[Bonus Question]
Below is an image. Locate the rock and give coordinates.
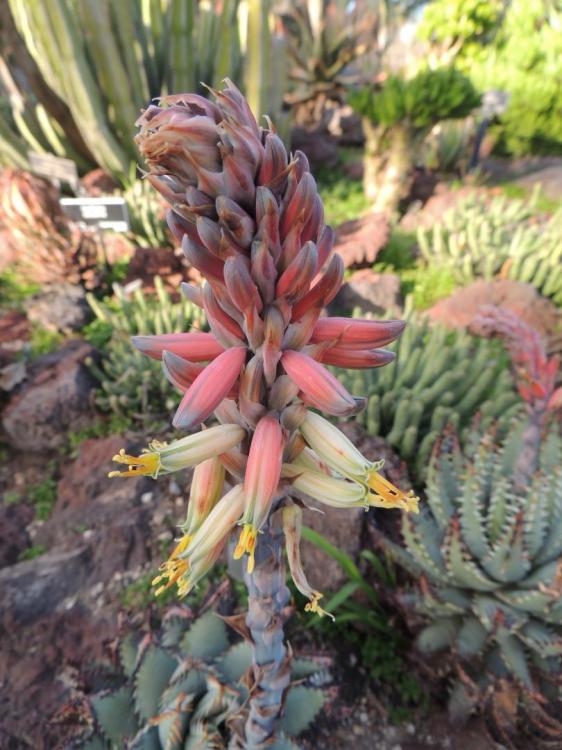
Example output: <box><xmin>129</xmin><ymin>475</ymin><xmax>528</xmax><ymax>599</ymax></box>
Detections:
<box><xmin>0</xmin><ymin>547</ymin><xmax>90</xmax><ymax>627</ymax></box>
<box><xmin>335</xmin><ymin>213</ymin><xmax>390</xmax><ymax>268</ymax></box>
<box><xmin>399</xmin><ymin>183</ymin><xmax>492</xmax><ymax>232</ymax></box>
<box><xmin>27</xmin><ymin>283</ymin><xmax>91</xmax><ymax>332</ymax></box>
<box><xmin>325</xmin><ymin>104</ymin><xmax>364</xmax><ymax>146</ymax></box>
<box><xmin>0</xmin><ymin>502</ymin><xmax>34</xmax><ymax>568</ymax></box>
<box><xmin>333</xmin><ymin>269</ymin><xmax>402</xmax><ymax>316</ymax></box>
<box><xmin>2</xmin><ymin>340</ymin><xmax>98</xmax><ymax>452</ymax></box>
<box><xmin>427</xmin><ymin>280</ymin><xmax>561</xmax><ymax>339</ymax></box>
<box><xmin>0</xmin><ymin>362</ymin><xmax>26</xmax><ymax>392</ymax></box>
<box><xmin>290</xmin><ymin>126</ymin><xmax>339</xmax><ymax>170</ymax></box>
<box><xmin>301</xmin><ymin>505</ymin><xmax>366</xmax><ymax>591</ymax></box>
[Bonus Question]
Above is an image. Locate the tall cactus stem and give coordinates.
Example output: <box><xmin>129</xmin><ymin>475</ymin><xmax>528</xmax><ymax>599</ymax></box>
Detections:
<box><xmin>243</xmin><ymin>512</ymin><xmax>291</xmax><ymax>749</ymax></box>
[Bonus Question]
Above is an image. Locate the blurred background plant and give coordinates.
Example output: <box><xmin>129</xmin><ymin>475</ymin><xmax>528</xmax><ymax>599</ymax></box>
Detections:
<box><xmin>84</xmin><ymin>277</ymin><xmax>206</xmax><ymax>427</ymax></box>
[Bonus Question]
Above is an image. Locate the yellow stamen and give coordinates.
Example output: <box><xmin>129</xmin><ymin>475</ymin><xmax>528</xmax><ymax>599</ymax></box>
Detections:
<box><xmin>367</xmin><ymin>470</ymin><xmax>420</xmax><ymax>513</ymax></box>
<box><xmin>233</xmin><ymin>524</ymin><xmax>257</xmax><ymax>573</ymax></box>
<box><xmin>151</xmin><ymin>534</ymin><xmax>191</xmax><ymax>595</ymax></box>
<box><xmin>304</xmin><ymin>592</ymin><xmax>335</xmax><ymax>621</ymax></box>
<box><xmin>108</xmin><ymin>448</ymin><xmax>160</xmax><ymax>478</ymax></box>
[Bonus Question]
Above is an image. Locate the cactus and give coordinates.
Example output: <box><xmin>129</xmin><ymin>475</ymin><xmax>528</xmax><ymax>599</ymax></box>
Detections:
<box><xmin>337</xmin><ymin>312</ymin><xmax>522</xmax><ymax>478</ymax></box>
<box><xmin>72</xmin><ymin>609</ymin><xmax>325</xmax><ymax>749</ymax></box>
<box><xmin>85</xmin><ymin>278</ymin><xmax>206</xmax><ymax>424</ymax></box>
<box><xmin>417</xmin><ymin>192</ymin><xmax>562</xmax><ymax>305</ymax></box>
<box><xmin>349</xmin><ymin>67</ymin><xmax>481</xmax><ymax>213</ymax></box>
<box><xmin>4</xmin><ymin>1</ymin><xmax>285</xmax><ymax>182</ymax></box>
<box><xmin>377</xmin><ymin>419</ymin><xmax>562</xmax><ymax>742</ymax></box>
<box><xmin>122</xmin><ymin>177</ymin><xmax>173</xmax><ymax>249</ymax></box>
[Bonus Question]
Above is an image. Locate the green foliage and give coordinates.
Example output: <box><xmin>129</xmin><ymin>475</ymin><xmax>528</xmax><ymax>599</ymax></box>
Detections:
<box><xmin>27</xmin><ymin>465</ymin><xmax>57</xmax><ymax>520</ymax></box>
<box><xmin>380</xmin><ymin>422</ymin><xmax>562</xmax><ymax>715</ymax></box>
<box><xmin>28</xmin><ymin>325</ymin><xmax>64</xmax><ymax>359</ymax></box>
<box><xmin>417</xmin><ymin>192</ymin><xmax>562</xmax><ymax>304</ymax></box>
<box><xmin>0</xmin><ymin>268</ymin><xmax>40</xmax><ymax>311</ymax></box>
<box><xmin>462</xmin><ymin>0</ymin><xmax>562</xmax><ymax>155</ymax></box>
<box><xmin>374</xmin><ymin>230</ymin><xmax>417</xmax><ymax>272</ymax></box>
<box><xmin>349</xmin><ymin>67</ymin><xmax>481</xmax><ymax>132</ymax></box>
<box><xmin>316</xmin><ymin>167</ymin><xmax>369</xmax><ymax>226</ymax></box>
<box><xmin>76</xmin><ymin>610</ymin><xmax>325</xmax><ymax>748</ymax></box>
<box><xmin>338</xmin><ymin>312</ymin><xmax>522</xmax><ymax>479</ymax></box>
<box><xmin>123</xmin><ymin>176</ymin><xmax>172</xmax><ymax>249</ymax></box>
<box><xmin>3</xmin><ymin>1</ymin><xmax>284</xmax><ymax>181</ymax></box>
<box><xmin>400</xmin><ymin>266</ymin><xmax>458</xmax><ymax>310</ymax></box>
<box><xmin>18</xmin><ymin>544</ymin><xmax>47</xmax><ymax>562</ymax></box>
<box><xmin>418</xmin><ymin>0</ymin><xmax>504</xmax><ymax>56</ymax></box>
<box><xmin>66</xmin><ymin>416</ymin><xmax>130</xmax><ymax>458</ymax></box>
<box><xmin>85</xmin><ymin>277</ymin><xmax>206</xmax><ymax>425</ymax></box>
<box><xmin>120</xmin><ymin>572</ymin><xmax>177</xmax><ymax>612</ymax></box>
<box><xmin>298</xmin><ymin>527</ymin><xmax>424</xmax><ymax>722</ymax></box>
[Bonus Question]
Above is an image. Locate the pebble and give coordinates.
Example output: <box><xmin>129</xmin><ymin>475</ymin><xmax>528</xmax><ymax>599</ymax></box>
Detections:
<box><xmin>359</xmin><ymin>712</ymin><xmax>368</xmax><ymax>724</ymax></box>
<box><xmin>82</xmin><ymin>529</ymin><xmax>94</xmax><ymax>541</ymax></box>
<box><xmin>157</xmin><ymin>530</ymin><xmax>173</xmax><ymax>542</ymax></box>
<box><xmin>89</xmin><ymin>582</ymin><xmax>103</xmax><ymax>598</ymax></box>
<box><xmin>141</xmin><ymin>492</ymin><xmax>154</xmax><ymax>505</ymax></box>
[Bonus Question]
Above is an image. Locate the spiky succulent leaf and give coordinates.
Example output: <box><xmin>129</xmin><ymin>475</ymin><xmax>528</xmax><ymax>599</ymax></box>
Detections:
<box><xmin>180</xmin><ymin>613</ymin><xmax>229</xmax><ymax>661</ymax></box>
<box><xmin>91</xmin><ymin>686</ymin><xmax>139</xmax><ymax>743</ymax></box>
<box><xmin>135</xmin><ymin>647</ymin><xmax>179</xmax><ymax>720</ymax></box>
<box><xmin>216</xmin><ymin>642</ymin><xmax>252</xmax><ymax>684</ymax></box>
<box><xmin>278</xmin><ymin>686</ymin><xmax>325</xmax><ymax>736</ymax></box>
<box><xmin>417</xmin><ymin>618</ymin><xmax>460</xmax><ymax>653</ymax></box>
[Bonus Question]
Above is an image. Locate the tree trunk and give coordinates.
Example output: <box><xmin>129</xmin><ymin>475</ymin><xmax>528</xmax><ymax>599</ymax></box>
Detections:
<box><xmin>242</xmin><ymin>515</ymin><xmax>291</xmax><ymax>749</ymax></box>
<box><xmin>362</xmin><ymin>118</ymin><xmax>414</xmax><ymax>215</ymax></box>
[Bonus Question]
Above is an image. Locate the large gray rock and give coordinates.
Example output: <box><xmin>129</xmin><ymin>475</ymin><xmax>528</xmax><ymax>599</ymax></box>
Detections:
<box><xmin>27</xmin><ymin>283</ymin><xmax>91</xmax><ymax>332</ymax></box>
<box><xmin>2</xmin><ymin>340</ymin><xmax>97</xmax><ymax>451</ymax></box>
<box><xmin>334</xmin><ymin>269</ymin><xmax>402</xmax><ymax>316</ymax></box>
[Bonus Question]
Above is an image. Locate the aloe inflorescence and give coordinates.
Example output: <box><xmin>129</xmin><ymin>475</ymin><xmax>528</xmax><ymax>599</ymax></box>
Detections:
<box><xmin>109</xmin><ymin>80</ymin><xmax>417</xmax><ymax>747</ymax></box>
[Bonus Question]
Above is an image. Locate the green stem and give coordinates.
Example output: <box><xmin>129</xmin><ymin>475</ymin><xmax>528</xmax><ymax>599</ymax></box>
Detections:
<box><xmin>243</xmin><ymin>514</ymin><xmax>291</xmax><ymax>748</ymax></box>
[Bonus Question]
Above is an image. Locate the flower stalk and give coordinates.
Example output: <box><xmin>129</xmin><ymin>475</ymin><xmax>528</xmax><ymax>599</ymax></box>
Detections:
<box><xmin>109</xmin><ymin>80</ymin><xmax>418</xmax><ymax>747</ymax></box>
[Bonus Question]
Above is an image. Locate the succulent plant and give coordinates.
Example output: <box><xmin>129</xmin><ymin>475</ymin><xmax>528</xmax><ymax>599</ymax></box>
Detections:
<box><xmin>417</xmin><ymin>192</ymin><xmax>562</xmax><ymax>305</ymax></box>
<box><xmin>72</xmin><ymin>609</ymin><xmax>325</xmax><ymax>749</ymax></box>
<box><xmin>123</xmin><ymin>178</ymin><xmax>173</xmax><ymax>249</ymax></box>
<box><xmin>107</xmin><ymin>79</ymin><xmax>417</xmax><ymax>747</ymax></box>
<box><xmin>85</xmin><ymin>277</ymin><xmax>206</xmax><ymax>424</ymax></box>
<box><xmin>349</xmin><ymin>67</ymin><xmax>481</xmax><ymax>212</ymax></box>
<box><xmin>337</xmin><ymin>312</ymin><xmax>522</xmax><ymax>478</ymax></box>
<box><xmin>378</xmin><ymin>421</ymin><xmax>562</xmax><ymax>737</ymax></box>
<box><xmin>0</xmin><ymin>168</ymin><xmax>101</xmax><ymax>286</ymax></box>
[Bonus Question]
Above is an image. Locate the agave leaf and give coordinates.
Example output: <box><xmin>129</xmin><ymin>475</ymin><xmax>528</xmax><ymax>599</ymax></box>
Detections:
<box><xmin>180</xmin><ymin>612</ymin><xmax>229</xmax><ymax>661</ymax></box>
<box><xmin>535</xmin><ymin>473</ymin><xmax>562</xmax><ymax>565</ymax></box>
<box><xmin>447</xmin><ymin>680</ymin><xmax>479</xmax><ymax>724</ymax></box>
<box><xmin>481</xmin><ymin>510</ymin><xmax>530</xmax><ymax>584</ymax></box>
<box><xmin>425</xmin><ymin>451</ymin><xmax>459</xmax><ymax>531</ymax></box>
<box><xmin>456</xmin><ymin>616</ymin><xmax>488</xmax><ymax>657</ymax></box>
<box><xmin>416</xmin><ymin>618</ymin><xmax>460</xmax><ymax>654</ymax></box>
<box><xmin>459</xmin><ymin>467</ymin><xmax>489</xmax><ymax>561</ymax></box>
<box><xmin>442</xmin><ymin>520</ymin><xmax>499</xmax><ymax>592</ymax></box>
<box><xmin>162</xmin><ymin>616</ymin><xmax>190</xmax><ymax>648</ymax></box>
<box><xmin>128</xmin><ymin>725</ymin><xmax>161</xmax><ymax>750</ymax></box>
<box><xmin>539</xmin><ymin>431</ymin><xmax>562</xmax><ymax>475</ymax></box>
<box><xmin>524</xmin><ymin>473</ymin><xmax>552</xmax><ymax>559</ymax></box>
<box><xmin>278</xmin><ymin>686</ymin><xmax>325</xmax><ymax>736</ymax></box>
<box><xmin>292</xmin><ymin>657</ymin><xmax>323</xmax><ymax>680</ymax></box>
<box><xmin>192</xmin><ymin>675</ymin><xmax>240</xmax><ymax>722</ymax></box>
<box><xmin>496</xmin><ymin>633</ymin><xmax>532</xmax><ymax>687</ymax></box>
<box><xmin>485</xmin><ymin>475</ymin><xmax>514</xmax><ymax>545</ymax></box>
<box><xmin>216</xmin><ymin>642</ymin><xmax>252</xmax><ymax>684</ymax></box>
<box><xmin>135</xmin><ymin>646</ymin><xmax>179</xmax><ymax>721</ymax></box>
<box><xmin>119</xmin><ymin>632</ymin><xmax>140</xmax><ymax>678</ymax></box>
<box><xmin>402</xmin><ymin>513</ymin><xmax>449</xmax><ymax>585</ymax></box>
<box><xmin>154</xmin><ymin>693</ymin><xmax>191</xmax><ymax>750</ymax></box>
<box><xmin>471</xmin><ymin>595</ymin><xmax>528</xmax><ymax>633</ymax></box>
<box><xmin>183</xmin><ymin>720</ymin><xmax>223</xmax><ymax>750</ymax></box>
<box><xmin>496</xmin><ymin>587</ymin><xmax>556</xmax><ymax>617</ymax></box>
<box><xmin>91</xmin><ymin>686</ymin><xmax>138</xmax><ymax>744</ymax></box>
<box><xmin>78</xmin><ymin>735</ymin><xmax>106</xmax><ymax>750</ymax></box>
<box><xmin>519</xmin><ymin>621</ymin><xmax>562</xmax><ymax>658</ymax></box>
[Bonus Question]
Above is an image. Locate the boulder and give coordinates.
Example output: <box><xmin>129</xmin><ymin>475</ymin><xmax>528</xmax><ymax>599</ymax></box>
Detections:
<box><xmin>0</xmin><ymin>501</ymin><xmax>34</xmax><ymax>568</ymax></box>
<box><xmin>27</xmin><ymin>283</ymin><xmax>91</xmax><ymax>332</ymax></box>
<box><xmin>427</xmin><ymin>280</ymin><xmax>561</xmax><ymax>339</ymax></box>
<box><xmin>334</xmin><ymin>213</ymin><xmax>390</xmax><ymax>268</ymax></box>
<box><xmin>333</xmin><ymin>269</ymin><xmax>402</xmax><ymax>316</ymax></box>
<box><xmin>2</xmin><ymin>341</ymin><xmax>97</xmax><ymax>452</ymax></box>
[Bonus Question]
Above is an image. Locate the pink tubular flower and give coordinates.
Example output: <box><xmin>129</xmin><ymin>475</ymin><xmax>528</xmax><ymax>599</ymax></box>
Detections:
<box><xmin>112</xmin><ymin>79</ymin><xmax>414</xmax><ymax>607</ymax></box>
<box><xmin>281</xmin><ymin>349</ymin><xmax>363</xmax><ymax>416</ymax></box>
<box><xmin>173</xmin><ymin>346</ymin><xmax>247</xmax><ymax>429</ymax></box>
<box><xmin>234</xmin><ymin>414</ymin><xmax>285</xmax><ymax>572</ymax></box>
<box><xmin>310</xmin><ymin>317</ymin><xmax>405</xmax><ymax>349</ymax></box>
<box><xmin>132</xmin><ymin>332</ymin><xmax>224</xmax><ymax>361</ymax></box>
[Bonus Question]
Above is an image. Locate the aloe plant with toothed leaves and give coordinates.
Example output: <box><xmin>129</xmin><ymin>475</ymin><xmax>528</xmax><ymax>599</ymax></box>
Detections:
<box><xmin>107</xmin><ymin>80</ymin><xmax>418</xmax><ymax>747</ymax></box>
<box><xmin>378</xmin><ymin>311</ymin><xmax>562</xmax><ymax>746</ymax></box>
<box><xmin>72</xmin><ymin>609</ymin><xmax>326</xmax><ymax>749</ymax></box>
